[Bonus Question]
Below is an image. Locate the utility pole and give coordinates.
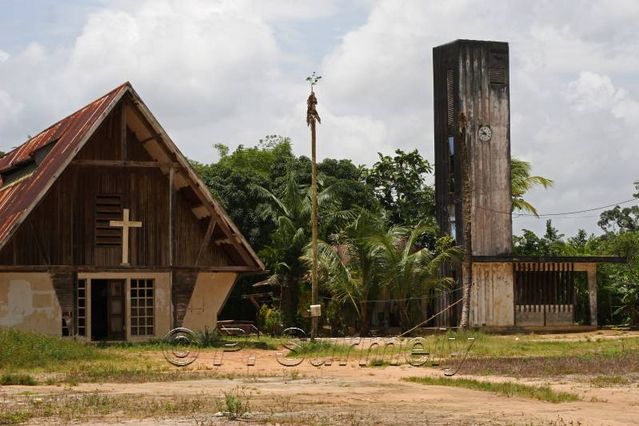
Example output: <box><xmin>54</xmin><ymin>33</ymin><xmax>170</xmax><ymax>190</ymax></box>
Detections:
<box><xmin>306</xmin><ymin>72</ymin><xmax>321</xmax><ymax>339</ymax></box>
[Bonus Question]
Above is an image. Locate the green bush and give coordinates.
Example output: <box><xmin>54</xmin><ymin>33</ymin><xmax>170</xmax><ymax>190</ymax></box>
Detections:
<box><xmin>196</xmin><ymin>327</ymin><xmax>220</xmax><ymax>346</ymax></box>
<box><xmin>0</xmin><ymin>373</ymin><xmax>37</xmax><ymax>385</ymax></box>
<box><xmin>257</xmin><ymin>305</ymin><xmax>282</xmax><ymax>336</ymax></box>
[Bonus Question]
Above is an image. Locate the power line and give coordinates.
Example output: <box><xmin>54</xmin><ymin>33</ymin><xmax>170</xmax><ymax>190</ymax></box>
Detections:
<box><xmin>516</xmin><ymin>198</ymin><xmax>637</xmax><ymax>218</ymax></box>
<box><xmin>519</xmin><ymin>214</ymin><xmax>602</xmax><ymax>220</ymax></box>
<box><xmin>475</xmin><ymin>198</ymin><xmax>637</xmax><ymax>219</ymax></box>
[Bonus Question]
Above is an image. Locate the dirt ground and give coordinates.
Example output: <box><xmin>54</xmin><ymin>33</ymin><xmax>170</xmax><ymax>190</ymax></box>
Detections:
<box><xmin>2</xmin><ymin>331</ymin><xmax>639</xmax><ymax>425</ymax></box>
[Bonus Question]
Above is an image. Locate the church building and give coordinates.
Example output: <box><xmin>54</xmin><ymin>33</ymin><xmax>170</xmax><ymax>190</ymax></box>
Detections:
<box><xmin>0</xmin><ymin>83</ymin><xmax>264</xmax><ymax>341</ymax></box>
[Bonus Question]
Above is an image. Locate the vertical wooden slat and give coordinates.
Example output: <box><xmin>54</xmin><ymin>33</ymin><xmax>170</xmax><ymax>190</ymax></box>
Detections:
<box><xmin>168</xmin><ymin>167</ymin><xmax>175</xmax><ymax>267</ymax></box>
<box><xmin>120</xmin><ymin>102</ymin><xmax>127</xmax><ymax>161</ymax></box>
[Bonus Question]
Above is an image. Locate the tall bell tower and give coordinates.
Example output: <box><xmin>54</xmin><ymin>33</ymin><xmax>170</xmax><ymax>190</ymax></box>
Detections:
<box><xmin>433</xmin><ymin>39</ymin><xmax>512</xmax><ymax>256</ymax></box>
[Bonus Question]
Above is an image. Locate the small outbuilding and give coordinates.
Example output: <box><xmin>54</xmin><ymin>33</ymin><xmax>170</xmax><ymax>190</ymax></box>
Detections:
<box><xmin>0</xmin><ymin>82</ymin><xmax>264</xmax><ymax>341</ymax></box>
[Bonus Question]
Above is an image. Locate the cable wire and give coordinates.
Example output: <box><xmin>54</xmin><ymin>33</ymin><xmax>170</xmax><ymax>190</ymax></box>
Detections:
<box><xmin>473</xmin><ymin>198</ymin><xmax>637</xmax><ymax>219</ymax></box>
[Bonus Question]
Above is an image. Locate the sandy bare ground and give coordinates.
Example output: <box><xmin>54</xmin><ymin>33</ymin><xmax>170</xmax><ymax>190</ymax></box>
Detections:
<box><xmin>2</xmin><ymin>331</ymin><xmax>639</xmax><ymax>425</ymax></box>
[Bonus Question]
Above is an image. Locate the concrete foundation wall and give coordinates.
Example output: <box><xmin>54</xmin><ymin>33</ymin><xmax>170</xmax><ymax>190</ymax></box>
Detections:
<box><xmin>470</xmin><ymin>263</ymin><xmax>514</xmax><ymax>327</ymax></box>
<box><xmin>1</xmin><ymin>271</ymin><xmax>238</xmax><ymax>340</ymax></box>
<box><xmin>0</xmin><ymin>273</ymin><xmax>61</xmax><ymax>336</ymax></box>
<box><xmin>182</xmin><ymin>272</ymin><xmax>237</xmax><ymax>332</ymax></box>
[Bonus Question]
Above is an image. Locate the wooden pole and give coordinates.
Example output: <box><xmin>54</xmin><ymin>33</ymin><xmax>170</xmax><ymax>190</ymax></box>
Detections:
<box><xmin>311</xmin><ymin>117</ymin><xmax>319</xmax><ymax>339</ymax></box>
<box><xmin>306</xmin><ymin>78</ymin><xmax>321</xmax><ymax>340</ymax></box>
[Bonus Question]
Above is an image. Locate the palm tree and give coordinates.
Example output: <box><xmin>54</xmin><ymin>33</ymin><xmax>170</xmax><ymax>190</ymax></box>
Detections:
<box><xmin>511</xmin><ymin>158</ymin><xmax>553</xmax><ymax>216</ymax></box>
<box><xmin>258</xmin><ymin>171</ymin><xmax>342</xmax><ymax>327</ymax></box>
<box><xmin>369</xmin><ymin>222</ymin><xmax>462</xmax><ymax>331</ymax></box>
<box><xmin>258</xmin><ymin>173</ymin><xmax>310</xmax><ymax>327</ymax></box>
<box><xmin>306</xmin><ymin>210</ymin><xmax>383</xmax><ymax>336</ymax></box>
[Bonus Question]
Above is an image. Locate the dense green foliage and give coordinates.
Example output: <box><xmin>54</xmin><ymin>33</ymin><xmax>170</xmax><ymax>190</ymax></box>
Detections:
<box><xmin>194</xmin><ymin>136</ymin><xmax>638</xmax><ymax>332</ymax></box>
<box><xmin>193</xmin><ymin>138</ymin><xmax>447</xmax><ymax>332</ymax></box>
<box><xmin>514</xmin><ymin>216</ymin><xmax>639</xmax><ymax>325</ymax></box>
<box><xmin>364</xmin><ymin>149</ymin><xmax>435</xmax><ymax>226</ymax></box>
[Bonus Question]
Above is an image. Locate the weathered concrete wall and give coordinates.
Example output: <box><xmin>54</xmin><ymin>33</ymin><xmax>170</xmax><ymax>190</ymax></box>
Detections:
<box><xmin>0</xmin><ymin>273</ymin><xmax>61</xmax><ymax>336</ymax></box>
<box><xmin>470</xmin><ymin>263</ymin><xmax>514</xmax><ymax>327</ymax></box>
<box><xmin>78</xmin><ymin>272</ymin><xmax>172</xmax><ymax>341</ymax></box>
<box><xmin>182</xmin><ymin>272</ymin><xmax>237</xmax><ymax>332</ymax></box>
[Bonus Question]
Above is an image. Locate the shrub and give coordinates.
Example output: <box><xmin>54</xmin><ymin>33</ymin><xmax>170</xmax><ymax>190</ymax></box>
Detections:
<box><xmin>0</xmin><ymin>373</ymin><xmax>37</xmax><ymax>386</ymax></box>
<box><xmin>257</xmin><ymin>305</ymin><xmax>282</xmax><ymax>336</ymax></box>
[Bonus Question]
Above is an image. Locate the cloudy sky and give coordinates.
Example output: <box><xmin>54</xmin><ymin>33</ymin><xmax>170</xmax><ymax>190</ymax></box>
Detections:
<box><xmin>1</xmin><ymin>0</ymin><xmax>638</xmax><ymax>236</ymax></box>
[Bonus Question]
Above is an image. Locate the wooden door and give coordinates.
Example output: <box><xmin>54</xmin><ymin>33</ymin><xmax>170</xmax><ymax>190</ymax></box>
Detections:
<box><xmin>107</xmin><ymin>280</ymin><xmax>125</xmax><ymax>339</ymax></box>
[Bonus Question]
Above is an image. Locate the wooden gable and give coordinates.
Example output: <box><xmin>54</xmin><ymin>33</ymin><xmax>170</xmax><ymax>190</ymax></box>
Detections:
<box><xmin>0</xmin><ymin>85</ymin><xmax>263</xmax><ymax>272</ymax></box>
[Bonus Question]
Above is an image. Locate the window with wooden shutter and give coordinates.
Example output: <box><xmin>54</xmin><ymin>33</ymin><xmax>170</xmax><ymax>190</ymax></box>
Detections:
<box><xmin>95</xmin><ymin>194</ymin><xmax>123</xmax><ymax>247</ymax></box>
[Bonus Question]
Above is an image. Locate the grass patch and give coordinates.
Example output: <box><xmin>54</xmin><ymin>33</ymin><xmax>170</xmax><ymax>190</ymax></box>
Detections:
<box><xmin>0</xmin><ymin>328</ymin><xmax>104</xmax><ymax>370</ymax></box>
<box><xmin>216</xmin><ymin>387</ymin><xmax>252</xmax><ymax>420</ymax></box>
<box><xmin>404</xmin><ymin>376</ymin><xmax>581</xmax><ymax>403</ymax></box>
<box><xmin>589</xmin><ymin>375</ymin><xmax>631</xmax><ymax>387</ymax></box>
<box><xmin>0</xmin><ymin>410</ymin><xmax>32</xmax><ymax>425</ymax></box>
<box><xmin>0</xmin><ymin>392</ymin><xmax>221</xmax><ymax>423</ymax></box>
<box><xmin>286</xmin><ymin>339</ymin><xmax>360</xmax><ymax>358</ymax></box>
<box><xmin>0</xmin><ymin>373</ymin><xmax>37</xmax><ymax>386</ymax></box>
<box><xmin>445</xmin><ymin>350</ymin><xmax>639</xmax><ymax>378</ymax></box>
<box><xmin>412</xmin><ymin>331</ymin><xmax>639</xmax><ymax>359</ymax></box>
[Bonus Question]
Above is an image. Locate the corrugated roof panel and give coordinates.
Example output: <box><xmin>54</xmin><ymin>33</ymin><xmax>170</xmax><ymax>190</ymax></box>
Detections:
<box><xmin>0</xmin><ymin>83</ymin><xmax>129</xmax><ymax>248</ymax></box>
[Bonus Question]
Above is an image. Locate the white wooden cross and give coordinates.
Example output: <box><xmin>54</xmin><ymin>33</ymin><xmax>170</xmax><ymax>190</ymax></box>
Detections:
<box><xmin>110</xmin><ymin>208</ymin><xmax>142</xmax><ymax>265</ymax></box>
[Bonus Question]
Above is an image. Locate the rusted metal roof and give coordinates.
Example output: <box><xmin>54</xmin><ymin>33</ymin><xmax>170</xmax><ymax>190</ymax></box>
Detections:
<box><xmin>0</xmin><ymin>83</ymin><xmax>128</xmax><ymax>250</ymax></box>
<box><xmin>0</xmin><ymin>82</ymin><xmax>264</xmax><ymax>271</ymax></box>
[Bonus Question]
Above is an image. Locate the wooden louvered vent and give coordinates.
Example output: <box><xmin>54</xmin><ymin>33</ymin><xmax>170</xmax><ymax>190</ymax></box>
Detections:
<box><xmin>446</xmin><ymin>69</ymin><xmax>454</xmax><ymax>127</ymax></box>
<box><xmin>489</xmin><ymin>68</ymin><xmax>506</xmax><ymax>85</ymax></box>
<box><xmin>489</xmin><ymin>49</ymin><xmax>507</xmax><ymax>85</ymax></box>
<box><xmin>95</xmin><ymin>194</ymin><xmax>123</xmax><ymax>247</ymax></box>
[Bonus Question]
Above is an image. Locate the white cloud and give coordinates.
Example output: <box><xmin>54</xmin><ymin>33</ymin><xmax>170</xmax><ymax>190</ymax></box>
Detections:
<box><xmin>566</xmin><ymin>72</ymin><xmax>624</xmax><ymax>112</ymax></box>
<box><xmin>2</xmin><ymin>0</ymin><xmax>639</xmax><ymax>236</ymax></box>
<box><xmin>318</xmin><ymin>0</ymin><xmax>639</xmax><ymax>236</ymax></box>
<box><xmin>0</xmin><ymin>90</ymin><xmax>24</xmax><ymax>134</ymax></box>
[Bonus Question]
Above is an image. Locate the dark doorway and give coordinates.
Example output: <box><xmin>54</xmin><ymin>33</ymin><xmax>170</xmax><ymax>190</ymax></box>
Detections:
<box><xmin>91</xmin><ymin>279</ymin><xmax>125</xmax><ymax>340</ymax></box>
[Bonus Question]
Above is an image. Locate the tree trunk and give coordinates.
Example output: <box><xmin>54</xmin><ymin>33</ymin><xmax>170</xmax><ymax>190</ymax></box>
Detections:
<box><xmin>382</xmin><ymin>287</ymin><xmax>390</xmax><ymax>334</ymax></box>
<box><xmin>281</xmin><ymin>277</ymin><xmax>299</xmax><ymax>328</ymax></box>
<box><xmin>359</xmin><ymin>301</ymin><xmax>370</xmax><ymax>337</ymax></box>
<box><xmin>399</xmin><ymin>302</ymin><xmax>411</xmax><ymax>333</ymax></box>
<box><xmin>459</xmin><ymin>113</ymin><xmax>473</xmax><ymax>329</ymax></box>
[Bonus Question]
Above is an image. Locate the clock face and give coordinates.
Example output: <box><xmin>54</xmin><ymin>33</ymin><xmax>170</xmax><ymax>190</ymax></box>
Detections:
<box><xmin>478</xmin><ymin>125</ymin><xmax>492</xmax><ymax>142</ymax></box>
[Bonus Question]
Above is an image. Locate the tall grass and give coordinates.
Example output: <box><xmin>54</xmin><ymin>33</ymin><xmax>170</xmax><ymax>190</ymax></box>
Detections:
<box><xmin>0</xmin><ymin>328</ymin><xmax>103</xmax><ymax>370</ymax></box>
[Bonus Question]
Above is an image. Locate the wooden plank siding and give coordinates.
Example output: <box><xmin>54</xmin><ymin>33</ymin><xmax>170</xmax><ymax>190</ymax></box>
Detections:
<box><xmin>0</xmin><ymin>102</ymin><xmax>232</xmax><ymax>269</ymax></box>
<box><xmin>433</xmin><ymin>40</ymin><xmax>512</xmax><ymax>256</ymax></box>
<box><xmin>433</xmin><ymin>40</ymin><xmax>512</xmax><ymax>327</ymax></box>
